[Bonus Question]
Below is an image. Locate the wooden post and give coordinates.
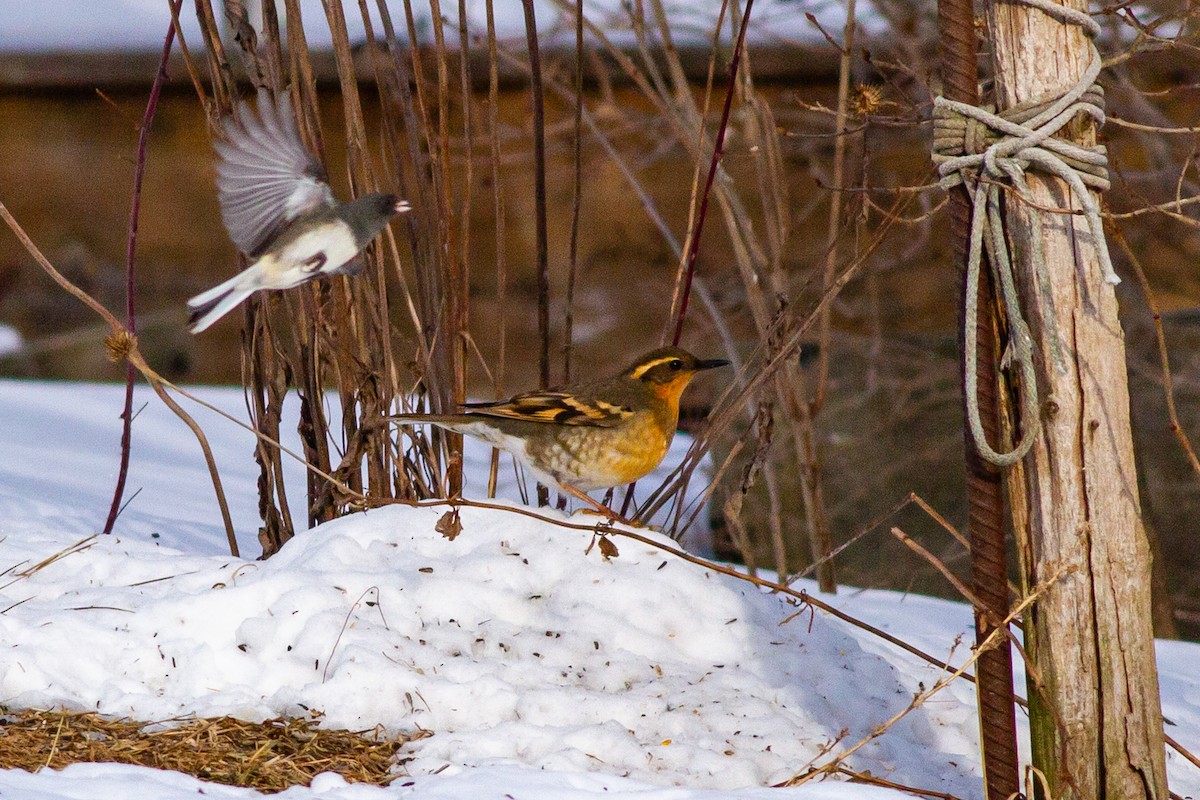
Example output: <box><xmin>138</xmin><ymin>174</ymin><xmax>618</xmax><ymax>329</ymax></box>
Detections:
<box><xmin>986</xmin><ymin>1</ymin><xmax>1168</xmax><ymax>797</ymax></box>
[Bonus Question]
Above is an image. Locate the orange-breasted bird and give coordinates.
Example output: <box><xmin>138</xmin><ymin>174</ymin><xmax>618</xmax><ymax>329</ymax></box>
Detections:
<box><xmin>390</xmin><ymin>347</ymin><xmax>730</xmax><ymax>517</ymax></box>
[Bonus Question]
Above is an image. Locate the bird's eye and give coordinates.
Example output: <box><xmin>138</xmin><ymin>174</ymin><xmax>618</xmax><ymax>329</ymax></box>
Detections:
<box><xmin>668</xmin><ymin>359</ymin><xmax>684</xmax><ymax>370</ymax></box>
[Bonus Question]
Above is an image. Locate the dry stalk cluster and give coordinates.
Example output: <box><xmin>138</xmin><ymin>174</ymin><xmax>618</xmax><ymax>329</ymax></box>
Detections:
<box><xmin>0</xmin><ymin>707</ymin><xmax>423</xmax><ymax>791</ymax></box>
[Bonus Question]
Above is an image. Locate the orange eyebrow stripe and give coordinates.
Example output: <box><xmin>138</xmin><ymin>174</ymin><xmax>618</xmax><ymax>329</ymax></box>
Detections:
<box><xmin>627</xmin><ymin>357</ymin><xmax>679</xmax><ymax>380</ymax></box>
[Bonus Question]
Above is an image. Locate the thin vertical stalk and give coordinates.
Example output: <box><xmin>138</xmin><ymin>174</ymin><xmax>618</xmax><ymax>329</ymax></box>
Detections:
<box><xmin>104</xmin><ymin>8</ymin><xmax>177</xmax><ymax>536</ymax></box>
<box><xmin>355</xmin><ymin>0</ymin><xmax>404</xmax><ymax>498</ymax></box>
<box><xmin>284</xmin><ymin>0</ymin><xmax>326</xmax><ymax>180</ymax></box>
<box><xmin>563</xmin><ymin>0</ymin><xmax>584</xmax><ymax>384</ymax></box>
<box><xmin>521</xmin><ymin>0</ymin><xmax>550</xmax><ymax>389</ymax></box>
<box><xmin>485</xmin><ymin>0</ymin><xmax>507</xmax><ymax>498</ymax></box>
<box><xmin>376</xmin><ymin>0</ymin><xmax>435</xmax><ymax>362</ymax></box>
<box><xmin>259</xmin><ymin>0</ymin><xmax>285</xmax><ymax>90</ymax></box>
<box><xmin>192</xmin><ymin>0</ymin><xmax>233</xmax><ymax>110</ymax></box>
<box><xmin>660</xmin><ymin>0</ymin><xmax>727</xmax><ymax>345</ymax></box>
<box><xmin>457</xmin><ymin>0</ymin><xmax>474</xmax><ymax>403</ymax></box>
<box><xmin>427</xmin><ymin>0</ymin><xmax>465</xmax><ymax>494</ymax></box>
<box><xmin>812</xmin><ymin>0</ymin><xmax>856</xmax><ymax>414</ymax></box>
<box><xmin>320</xmin><ymin>0</ymin><xmax>378</xmax><ymax>513</ymax></box>
<box><xmin>670</xmin><ymin>0</ymin><xmax>754</xmax><ymax>346</ymax></box>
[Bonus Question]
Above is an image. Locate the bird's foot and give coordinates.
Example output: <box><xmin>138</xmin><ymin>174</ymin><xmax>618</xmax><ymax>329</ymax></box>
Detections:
<box><xmin>561</xmin><ymin>485</ymin><xmax>641</xmax><ymax>527</ymax></box>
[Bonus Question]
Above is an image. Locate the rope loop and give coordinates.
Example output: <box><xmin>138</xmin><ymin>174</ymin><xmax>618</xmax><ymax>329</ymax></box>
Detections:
<box><xmin>932</xmin><ymin>0</ymin><xmax>1114</xmax><ymax>467</ymax></box>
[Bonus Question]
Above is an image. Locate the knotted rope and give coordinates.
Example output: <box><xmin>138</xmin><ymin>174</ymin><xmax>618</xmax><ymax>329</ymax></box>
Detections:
<box><xmin>932</xmin><ymin>0</ymin><xmax>1112</xmax><ymax>467</ymax></box>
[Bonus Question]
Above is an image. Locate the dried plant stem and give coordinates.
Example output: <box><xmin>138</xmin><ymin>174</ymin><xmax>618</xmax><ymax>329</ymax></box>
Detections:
<box><xmin>813</xmin><ymin>0</ymin><xmax>858</xmax><ymax>413</ymax></box>
<box><xmin>562</xmin><ymin>0</ymin><xmax>584</xmax><ymax>384</ymax></box>
<box><xmin>192</xmin><ymin>0</ymin><xmax>233</xmax><ymax>111</ymax></box>
<box><xmin>785</xmin><ymin>0</ymin><xmax>859</xmax><ymax>593</ymax></box>
<box><xmin>165</xmin><ymin>0</ymin><xmax>206</xmax><ymax>107</ymax></box>
<box><xmin>521</xmin><ymin>0</ymin><xmax>551</xmax><ymax>389</ymax></box>
<box><xmin>493</xmin><ymin>36</ymin><xmax>741</xmax><ymax>360</ymax></box>
<box><xmin>104</xmin><ymin>10</ymin><xmax>176</xmax><ymax>536</ymax></box>
<box><xmin>658</xmin><ymin>0</ymin><xmax>727</xmax><ymax>345</ymax></box>
<box><xmin>423</xmin><ymin>0</ymin><xmax>466</xmax><ymax>495</ymax></box>
<box><xmin>640</xmin><ymin>188</ymin><xmax>917</xmax><ymax>529</ymax></box>
<box><xmin>0</xmin><ymin>203</ymin><xmax>239</xmax><ymax>557</ymax></box>
<box><xmin>288</xmin><ymin>9</ymin><xmax>324</xmax><ymax>156</ymax></box>
<box><xmin>148</xmin><ymin>381</ymin><xmax>238</xmax><ymax>556</ymax></box>
<box><xmin>520</xmin><ymin>0</ymin><xmax>552</xmax><ymax>508</ymax></box>
<box><xmin>781</xmin><ymin>566</ymin><xmax>1067</xmax><ymax>787</ymax></box>
<box><xmin>889</xmin><ymin>526</ymin><xmax>985</xmax><ymax>608</ymax></box>
<box><xmin>670</xmin><ymin>0</ymin><xmax>755</xmax><ymax>346</ymax></box>
<box><xmin>1164</xmin><ymin>733</ymin><xmax>1200</xmax><ymax>772</ymax></box>
<box><xmin>485</xmin><ymin>0</ymin><xmax>507</xmax><ymax>497</ymax></box>
<box><xmin>824</xmin><ymin>765</ymin><xmax>963</xmax><ymax>800</ymax></box>
<box><xmin>455</xmin><ymin>0</ymin><xmax>474</xmax><ymax>412</ymax></box>
<box><xmin>789</xmin><ymin>491</ymin><xmax>964</xmax><ymax>583</ymax></box>
<box><xmin>1110</xmin><ymin>223</ymin><xmax>1200</xmax><ymax>478</ymax></box>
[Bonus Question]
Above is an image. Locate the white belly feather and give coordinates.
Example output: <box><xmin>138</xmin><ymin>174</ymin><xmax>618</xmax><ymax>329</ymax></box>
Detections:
<box><xmin>454</xmin><ymin>421</ymin><xmax>562</xmax><ymax>490</ymax></box>
<box><xmin>254</xmin><ymin>220</ymin><xmax>359</xmax><ymax>289</ymax></box>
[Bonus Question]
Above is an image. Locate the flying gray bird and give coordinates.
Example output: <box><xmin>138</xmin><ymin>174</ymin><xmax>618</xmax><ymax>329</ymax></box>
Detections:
<box><xmin>187</xmin><ymin>90</ymin><xmax>410</xmax><ymax>333</ymax></box>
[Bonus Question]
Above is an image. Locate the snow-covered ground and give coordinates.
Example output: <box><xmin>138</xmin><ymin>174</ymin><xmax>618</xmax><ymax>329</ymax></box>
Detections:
<box><xmin>0</xmin><ymin>378</ymin><xmax>1198</xmax><ymax>800</ymax></box>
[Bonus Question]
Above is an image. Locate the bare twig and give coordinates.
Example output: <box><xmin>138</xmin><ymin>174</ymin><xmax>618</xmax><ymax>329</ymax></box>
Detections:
<box><xmin>0</xmin><ymin>203</ymin><xmax>240</xmax><ymax>555</ymax></box>
<box><xmin>1110</xmin><ymin>222</ymin><xmax>1200</xmax><ymax>480</ymax></box>
<box><xmin>813</xmin><ymin>0</ymin><xmax>857</xmax><ymax>414</ymax></box>
<box><xmin>485</xmin><ymin>0</ymin><xmax>507</xmax><ymax>498</ymax></box>
<box><xmin>779</xmin><ymin>565</ymin><xmax>1069</xmax><ymax>787</ymax></box>
<box><xmin>562</xmin><ymin>0</ymin><xmax>584</xmax><ymax>384</ymax></box>
<box><xmin>889</xmin><ymin>526</ymin><xmax>984</xmax><ymax>608</ymax></box>
<box><xmin>670</xmin><ymin>0</ymin><xmax>756</xmax><ymax>346</ymax></box>
<box><xmin>104</xmin><ymin>6</ymin><xmax>177</xmax><ymax>536</ymax></box>
<box><xmin>825</xmin><ymin>765</ymin><xmax>966</xmax><ymax>800</ymax></box>
<box><xmin>1164</xmin><ymin>733</ymin><xmax>1200</xmax><ymax>772</ymax></box>
<box><xmin>521</xmin><ymin>0</ymin><xmax>551</xmax><ymax>389</ymax></box>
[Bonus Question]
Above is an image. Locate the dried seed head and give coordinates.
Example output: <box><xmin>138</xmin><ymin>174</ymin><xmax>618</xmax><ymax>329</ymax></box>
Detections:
<box><xmin>104</xmin><ymin>329</ymin><xmax>137</xmax><ymax>363</ymax></box>
<box><xmin>853</xmin><ymin>84</ymin><xmax>884</xmax><ymax>118</ymax></box>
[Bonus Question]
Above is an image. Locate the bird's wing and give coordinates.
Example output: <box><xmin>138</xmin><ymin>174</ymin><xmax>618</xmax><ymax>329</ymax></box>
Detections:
<box><xmin>463</xmin><ymin>391</ymin><xmax>634</xmax><ymax>428</ymax></box>
<box><xmin>214</xmin><ymin>90</ymin><xmax>335</xmax><ymax>257</ymax></box>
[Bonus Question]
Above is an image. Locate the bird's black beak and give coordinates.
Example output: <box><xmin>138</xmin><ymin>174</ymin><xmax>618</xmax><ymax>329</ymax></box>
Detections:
<box><xmin>697</xmin><ymin>358</ymin><xmax>731</xmax><ymax>371</ymax></box>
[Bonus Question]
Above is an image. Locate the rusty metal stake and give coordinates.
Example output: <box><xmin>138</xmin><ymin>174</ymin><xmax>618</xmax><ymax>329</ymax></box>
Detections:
<box><xmin>936</xmin><ymin>0</ymin><xmax>1021</xmax><ymax>798</ymax></box>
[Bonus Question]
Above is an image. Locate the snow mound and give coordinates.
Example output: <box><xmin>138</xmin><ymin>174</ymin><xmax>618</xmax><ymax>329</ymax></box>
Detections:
<box><xmin>0</xmin><ymin>502</ymin><xmax>978</xmax><ymax>794</ymax></box>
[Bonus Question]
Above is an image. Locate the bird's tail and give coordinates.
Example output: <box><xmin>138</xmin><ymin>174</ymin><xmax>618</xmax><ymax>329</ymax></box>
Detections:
<box><xmin>389</xmin><ymin>413</ymin><xmax>498</xmax><ymax>439</ymax></box>
<box><xmin>186</xmin><ymin>273</ymin><xmax>256</xmax><ymax>333</ymax></box>
<box><xmin>389</xmin><ymin>413</ymin><xmax>471</xmax><ymax>428</ymax></box>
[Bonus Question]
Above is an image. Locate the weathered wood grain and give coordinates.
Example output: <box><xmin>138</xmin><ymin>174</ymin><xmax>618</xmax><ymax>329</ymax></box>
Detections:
<box><xmin>988</xmin><ymin>0</ymin><xmax>1169</xmax><ymax>797</ymax></box>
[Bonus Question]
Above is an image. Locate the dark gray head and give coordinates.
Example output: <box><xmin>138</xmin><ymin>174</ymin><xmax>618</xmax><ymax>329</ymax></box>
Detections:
<box><xmin>342</xmin><ymin>193</ymin><xmax>411</xmax><ymax>246</ymax></box>
<box><xmin>620</xmin><ymin>346</ymin><xmax>731</xmax><ymax>385</ymax></box>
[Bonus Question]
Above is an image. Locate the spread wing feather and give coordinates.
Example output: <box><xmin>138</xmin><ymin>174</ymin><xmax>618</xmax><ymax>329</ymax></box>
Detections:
<box><xmin>215</xmin><ymin>90</ymin><xmax>334</xmax><ymax>257</ymax></box>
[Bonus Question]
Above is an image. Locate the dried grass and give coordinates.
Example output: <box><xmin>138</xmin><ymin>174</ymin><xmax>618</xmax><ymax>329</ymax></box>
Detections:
<box><xmin>0</xmin><ymin>707</ymin><xmax>429</xmax><ymax>792</ymax></box>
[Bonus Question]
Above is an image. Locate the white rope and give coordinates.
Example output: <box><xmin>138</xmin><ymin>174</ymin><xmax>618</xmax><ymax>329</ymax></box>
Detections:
<box><xmin>932</xmin><ymin>0</ymin><xmax>1112</xmax><ymax>467</ymax></box>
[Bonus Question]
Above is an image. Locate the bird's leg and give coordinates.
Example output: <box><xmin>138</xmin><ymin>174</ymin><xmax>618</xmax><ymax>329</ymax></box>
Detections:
<box><xmin>560</xmin><ymin>484</ymin><xmax>637</xmax><ymax>526</ymax></box>
<box><xmin>301</xmin><ymin>253</ymin><xmax>328</xmax><ymax>274</ymax></box>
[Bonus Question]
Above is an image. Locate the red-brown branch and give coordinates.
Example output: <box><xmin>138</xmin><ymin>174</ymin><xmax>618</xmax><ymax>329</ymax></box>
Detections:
<box><xmin>671</xmin><ymin>0</ymin><xmax>755</xmax><ymax>346</ymax></box>
<box><xmin>103</xmin><ymin>1</ymin><xmax>179</xmax><ymax>535</ymax></box>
